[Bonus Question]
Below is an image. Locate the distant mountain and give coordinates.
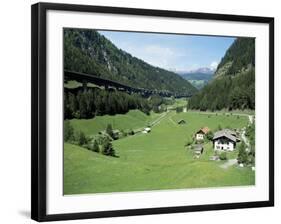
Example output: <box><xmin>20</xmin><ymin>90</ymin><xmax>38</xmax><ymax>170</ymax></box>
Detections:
<box><xmin>64</xmin><ymin>29</ymin><xmax>197</xmax><ymax>96</ymax></box>
<box><xmin>188</xmin><ymin>37</ymin><xmax>255</xmax><ymax>111</ymax></box>
<box><xmin>189</xmin><ymin>67</ymin><xmax>214</xmax><ymax>74</ymax></box>
<box><xmin>178</xmin><ymin>67</ymin><xmax>214</xmax><ymax>89</ymax></box>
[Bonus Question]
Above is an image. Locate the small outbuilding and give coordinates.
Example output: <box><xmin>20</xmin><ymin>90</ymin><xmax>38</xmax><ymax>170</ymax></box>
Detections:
<box><xmin>142</xmin><ymin>127</ymin><xmax>151</xmax><ymax>134</ymax></box>
<box><xmin>178</xmin><ymin>119</ymin><xmax>186</xmax><ymax>125</ymax></box>
<box><xmin>193</xmin><ymin>144</ymin><xmax>204</xmax><ymax>155</ymax></box>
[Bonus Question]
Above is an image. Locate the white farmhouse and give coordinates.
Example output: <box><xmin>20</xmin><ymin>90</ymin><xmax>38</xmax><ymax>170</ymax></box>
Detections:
<box><xmin>195</xmin><ymin>127</ymin><xmax>210</xmax><ymax>141</ymax></box>
<box><xmin>213</xmin><ymin>129</ymin><xmax>238</xmax><ymax>151</ymax></box>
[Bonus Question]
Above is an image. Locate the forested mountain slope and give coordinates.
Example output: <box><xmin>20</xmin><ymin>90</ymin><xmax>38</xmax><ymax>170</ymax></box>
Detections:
<box><xmin>188</xmin><ymin>37</ymin><xmax>255</xmax><ymax>111</ymax></box>
<box><xmin>64</xmin><ymin>29</ymin><xmax>197</xmax><ymax>96</ymax></box>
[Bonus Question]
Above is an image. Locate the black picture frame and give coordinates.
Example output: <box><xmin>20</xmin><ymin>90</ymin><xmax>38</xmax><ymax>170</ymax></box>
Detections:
<box><xmin>31</xmin><ymin>2</ymin><xmax>274</xmax><ymax>222</ymax></box>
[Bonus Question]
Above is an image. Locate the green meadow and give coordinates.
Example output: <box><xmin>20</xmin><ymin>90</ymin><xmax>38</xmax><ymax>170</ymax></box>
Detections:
<box><xmin>64</xmin><ymin>110</ymin><xmax>255</xmax><ymax>195</ymax></box>
<box><xmin>69</xmin><ymin>110</ymin><xmax>162</xmax><ymax>137</ymax></box>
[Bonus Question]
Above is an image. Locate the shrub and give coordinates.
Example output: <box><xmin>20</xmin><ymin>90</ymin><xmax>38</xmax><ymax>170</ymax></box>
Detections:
<box><xmin>92</xmin><ymin>140</ymin><xmax>100</xmax><ymax>153</ymax></box>
<box><xmin>176</xmin><ymin>107</ymin><xmax>183</xmax><ymax>113</ymax></box>
<box><xmin>219</xmin><ymin>152</ymin><xmax>227</xmax><ymax>160</ymax></box>
<box><xmin>64</xmin><ymin>120</ymin><xmax>74</xmax><ymax>142</ymax></box>
<box><xmin>248</xmin><ymin>154</ymin><xmax>255</xmax><ymax>165</ymax></box>
<box><xmin>84</xmin><ymin>143</ymin><xmax>92</xmax><ymax>151</ymax></box>
<box><xmin>99</xmin><ymin>135</ymin><xmax>111</xmax><ymax>147</ymax></box>
<box><xmin>128</xmin><ymin>129</ymin><xmax>134</xmax><ymax>135</ymax></box>
<box><xmin>195</xmin><ymin>139</ymin><xmax>204</xmax><ymax>144</ymax></box>
<box><xmin>76</xmin><ymin>130</ymin><xmax>88</xmax><ymax>146</ymax></box>
<box><xmin>206</xmin><ymin>131</ymin><xmax>214</xmax><ymax>141</ymax></box>
<box><xmin>120</xmin><ymin>129</ymin><xmax>127</xmax><ymax>138</ymax></box>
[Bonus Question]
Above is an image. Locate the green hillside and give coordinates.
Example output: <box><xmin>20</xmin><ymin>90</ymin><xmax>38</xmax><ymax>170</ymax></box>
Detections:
<box><xmin>64</xmin><ymin>28</ymin><xmax>197</xmax><ymax>96</ymax></box>
<box><xmin>64</xmin><ymin>111</ymin><xmax>253</xmax><ymax>194</ymax></box>
<box><xmin>188</xmin><ymin>38</ymin><xmax>255</xmax><ymax>111</ymax></box>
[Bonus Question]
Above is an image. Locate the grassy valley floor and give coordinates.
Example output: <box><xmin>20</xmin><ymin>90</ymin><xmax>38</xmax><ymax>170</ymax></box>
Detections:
<box><xmin>64</xmin><ymin>110</ymin><xmax>255</xmax><ymax>195</ymax></box>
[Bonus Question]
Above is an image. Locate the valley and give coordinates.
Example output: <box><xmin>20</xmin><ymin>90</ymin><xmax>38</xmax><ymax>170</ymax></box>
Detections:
<box><xmin>64</xmin><ymin>106</ymin><xmax>254</xmax><ymax>194</ymax></box>
<box><xmin>63</xmin><ymin>28</ymin><xmax>256</xmax><ymax>195</ymax></box>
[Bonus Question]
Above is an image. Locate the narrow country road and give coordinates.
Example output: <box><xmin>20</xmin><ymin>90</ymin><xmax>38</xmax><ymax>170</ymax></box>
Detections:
<box><xmin>150</xmin><ymin>111</ymin><xmax>170</xmax><ymax>127</ymax></box>
<box><xmin>132</xmin><ymin>111</ymin><xmax>170</xmax><ymax>134</ymax></box>
<box><xmin>240</xmin><ymin>115</ymin><xmax>253</xmax><ymax>151</ymax></box>
<box><xmin>241</xmin><ymin>128</ymin><xmax>249</xmax><ymax>147</ymax></box>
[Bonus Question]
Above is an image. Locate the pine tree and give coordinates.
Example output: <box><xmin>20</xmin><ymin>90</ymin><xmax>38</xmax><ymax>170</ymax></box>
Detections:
<box><xmin>68</xmin><ymin>93</ymin><xmax>78</xmax><ymax>118</ymax></box>
<box><xmin>78</xmin><ymin>92</ymin><xmax>88</xmax><ymax>118</ymax></box>
<box><xmin>77</xmin><ymin>131</ymin><xmax>88</xmax><ymax>146</ymax></box>
<box><xmin>106</xmin><ymin>124</ymin><xmax>114</xmax><ymax>139</ymax></box>
<box><xmin>237</xmin><ymin>142</ymin><xmax>248</xmax><ymax>164</ymax></box>
<box><xmin>102</xmin><ymin>139</ymin><xmax>116</xmax><ymax>157</ymax></box>
<box><xmin>92</xmin><ymin>140</ymin><xmax>99</xmax><ymax>153</ymax></box>
<box><xmin>64</xmin><ymin>92</ymin><xmax>71</xmax><ymax>119</ymax></box>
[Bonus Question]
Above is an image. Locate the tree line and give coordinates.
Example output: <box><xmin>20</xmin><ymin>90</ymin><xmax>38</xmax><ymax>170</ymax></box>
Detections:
<box><xmin>64</xmin><ymin>87</ymin><xmax>174</xmax><ymax>119</ymax></box>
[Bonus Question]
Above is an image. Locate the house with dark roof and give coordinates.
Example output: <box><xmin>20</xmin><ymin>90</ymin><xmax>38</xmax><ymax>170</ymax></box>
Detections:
<box><xmin>195</xmin><ymin>127</ymin><xmax>210</xmax><ymax>141</ymax></box>
<box><xmin>213</xmin><ymin>129</ymin><xmax>239</xmax><ymax>151</ymax></box>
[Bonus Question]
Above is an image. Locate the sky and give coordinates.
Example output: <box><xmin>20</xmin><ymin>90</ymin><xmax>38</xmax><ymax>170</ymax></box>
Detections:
<box><xmin>99</xmin><ymin>30</ymin><xmax>235</xmax><ymax>72</ymax></box>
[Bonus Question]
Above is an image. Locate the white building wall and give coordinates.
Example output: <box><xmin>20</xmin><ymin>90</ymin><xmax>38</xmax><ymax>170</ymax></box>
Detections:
<box><xmin>196</xmin><ymin>133</ymin><xmax>204</xmax><ymax>140</ymax></box>
<box><xmin>214</xmin><ymin>140</ymin><xmax>234</xmax><ymax>151</ymax></box>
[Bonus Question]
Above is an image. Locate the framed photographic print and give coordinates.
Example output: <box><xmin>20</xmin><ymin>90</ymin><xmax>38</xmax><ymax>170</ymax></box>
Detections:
<box><xmin>31</xmin><ymin>2</ymin><xmax>274</xmax><ymax>222</ymax></box>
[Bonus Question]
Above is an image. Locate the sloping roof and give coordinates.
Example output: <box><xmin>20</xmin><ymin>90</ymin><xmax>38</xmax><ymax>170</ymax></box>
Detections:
<box><xmin>202</xmin><ymin>127</ymin><xmax>210</xmax><ymax>134</ymax></box>
<box><xmin>224</xmin><ymin>128</ymin><xmax>236</xmax><ymax>136</ymax></box>
<box><xmin>196</xmin><ymin>127</ymin><xmax>210</xmax><ymax>134</ymax></box>
<box><xmin>213</xmin><ymin>129</ymin><xmax>237</xmax><ymax>142</ymax></box>
<box><xmin>178</xmin><ymin>119</ymin><xmax>186</xmax><ymax>124</ymax></box>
